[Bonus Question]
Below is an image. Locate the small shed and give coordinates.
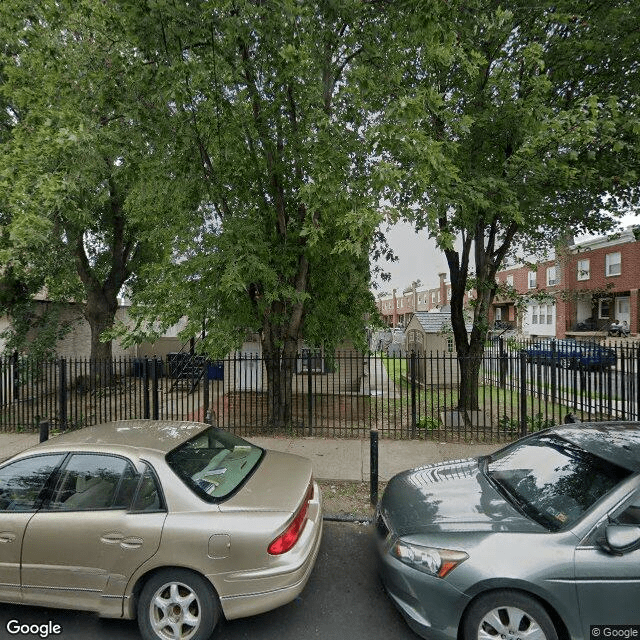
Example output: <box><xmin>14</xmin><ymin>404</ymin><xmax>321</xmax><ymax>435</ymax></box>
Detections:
<box><xmin>404</xmin><ymin>311</ymin><xmax>471</xmax><ymax>387</ymax></box>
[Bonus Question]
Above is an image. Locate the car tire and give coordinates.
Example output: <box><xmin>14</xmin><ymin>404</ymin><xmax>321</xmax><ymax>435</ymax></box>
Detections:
<box><xmin>137</xmin><ymin>568</ymin><xmax>220</xmax><ymax>640</ymax></box>
<box><xmin>462</xmin><ymin>590</ymin><xmax>558</xmax><ymax>640</ymax></box>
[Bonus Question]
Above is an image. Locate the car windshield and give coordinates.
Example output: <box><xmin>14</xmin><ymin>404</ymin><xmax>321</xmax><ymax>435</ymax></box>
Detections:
<box><xmin>166</xmin><ymin>427</ymin><xmax>263</xmax><ymax>502</ymax></box>
<box><xmin>485</xmin><ymin>434</ymin><xmax>631</xmax><ymax>531</ymax></box>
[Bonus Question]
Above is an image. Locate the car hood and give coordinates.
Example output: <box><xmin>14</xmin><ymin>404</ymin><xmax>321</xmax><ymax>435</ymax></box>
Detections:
<box><xmin>219</xmin><ymin>450</ymin><xmax>313</xmax><ymax>514</ymax></box>
<box><xmin>379</xmin><ymin>458</ymin><xmax>545</xmax><ymax>536</ymax></box>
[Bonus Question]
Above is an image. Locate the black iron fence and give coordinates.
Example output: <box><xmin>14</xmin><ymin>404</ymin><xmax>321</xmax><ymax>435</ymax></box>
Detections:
<box><xmin>1</xmin><ymin>340</ymin><xmax>638</xmax><ymax>442</ymax></box>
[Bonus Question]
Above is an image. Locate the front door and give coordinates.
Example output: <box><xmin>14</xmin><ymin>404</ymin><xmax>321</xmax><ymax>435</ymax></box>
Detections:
<box><xmin>575</xmin><ymin>488</ymin><xmax>640</xmax><ymax>637</ymax></box>
<box><xmin>0</xmin><ymin>454</ymin><xmax>65</xmax><ymax>602</ymax></box>
<box><xmin>21</xmin><ymin>454</ymin><xmax>166</xmax><ymax>613</ymax></box>
<box><xmin>615</xmin><ymin>296</ymin><xmax>630</xmax><ymax>326</ymax></box>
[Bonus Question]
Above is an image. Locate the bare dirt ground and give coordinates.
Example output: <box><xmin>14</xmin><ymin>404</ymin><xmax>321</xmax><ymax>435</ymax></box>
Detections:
<box><xmin>318</xmin><ymin>480</ymin><xmax>387</xmax><ymax>520</ymax></box>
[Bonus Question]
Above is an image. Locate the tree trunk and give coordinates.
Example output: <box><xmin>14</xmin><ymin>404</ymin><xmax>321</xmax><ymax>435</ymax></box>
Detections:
<box><xmin>84</xmin><ymin>289</ymin><xmax>118</xmax><ymax>383</ymax></box>
<box><xmin>457</xmin><ymin>340</ymin><xmax>483</xmax><ymax>411</ymax></box>
<box><xmin>262</xmin><ymin>337</ymin><xmax>298</xmax><ymax>429</ymax></box>
<box><xmin>258</xmin><ymin>250</ymin><xmax>308</xmax><ymax>429</ymax></box>
<box><xmin>444</xmin><ymin>227</ymin><xmax>500</xmax><ymax>413</ymax></box>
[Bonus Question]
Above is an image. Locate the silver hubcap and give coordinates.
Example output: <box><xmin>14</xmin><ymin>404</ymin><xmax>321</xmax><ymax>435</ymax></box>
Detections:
<box><xmin>478</xmin><ymin>606</ymin><xmax>546</xmax><ymax>640</ymax></box>
<box><xmin>149</xmin><ymin>581</ymin><xmax>201</xmax><ymax>640</ymax></box>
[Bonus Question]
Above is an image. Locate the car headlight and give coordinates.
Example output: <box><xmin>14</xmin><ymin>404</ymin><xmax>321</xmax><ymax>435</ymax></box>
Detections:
<box><xmin>391</xmin><ymin>540</ymin><xmax>468</xmax><ymax>578</ymax></box>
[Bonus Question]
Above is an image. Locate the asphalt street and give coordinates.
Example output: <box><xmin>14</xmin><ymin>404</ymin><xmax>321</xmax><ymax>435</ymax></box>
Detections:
<box><xmin>0</xmin><ymin>521</ymin><xmax>419</xmax><ymax>640</ymax></box>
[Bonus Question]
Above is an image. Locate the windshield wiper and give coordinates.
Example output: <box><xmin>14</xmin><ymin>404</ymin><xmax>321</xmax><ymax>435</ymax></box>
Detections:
<box><xmin>482</xmin><ymin>465</ymin><xmax>558</xmax><ymax>531</ymax></box>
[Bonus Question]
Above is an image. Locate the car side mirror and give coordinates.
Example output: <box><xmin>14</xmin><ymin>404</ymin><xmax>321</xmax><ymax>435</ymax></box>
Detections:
<box><xmin>598</xmin><ymin>524</ymin><xmax>640</xmax><ymax>555</ymax></box>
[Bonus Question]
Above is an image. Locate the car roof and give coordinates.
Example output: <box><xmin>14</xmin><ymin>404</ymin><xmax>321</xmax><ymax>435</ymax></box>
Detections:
<box><xmin>549</xmin><ymin>422</ymin><xmax>640</xmax><ymax>473</ymax></box>
<box><xmin>31</xmin><ymin>420</ymin><xmax>210</xmax><ymax>455</ymax></box>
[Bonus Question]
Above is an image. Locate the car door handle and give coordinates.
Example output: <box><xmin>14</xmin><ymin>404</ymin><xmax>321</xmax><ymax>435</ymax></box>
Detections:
<box><xmin>100</xmin><ymin>533</ymin><xmax>143</xmax><ymax>549</ymax></box>
<box><xmin>0</xmin><ymin>532</ymin><xmax>16</xmax><ymax>544</ymax></box>
<box><xmin>120</xmin><ymin>536</ymin><xmax>144</xmax><ymax>549</ymax></box>
<box><xmin>100</xmin><ymin>532</ymin><xmax>124</xmax><ymax>545</ymax></box>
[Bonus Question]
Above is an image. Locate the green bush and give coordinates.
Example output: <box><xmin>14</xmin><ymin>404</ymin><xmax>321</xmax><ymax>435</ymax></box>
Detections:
<box><xmin>416</xmin><ymin>415</ymin><xmax>440</xmax><ymax>430</ymax></box>
<box><xmin>498</xmin><ymin>413</ymin><xmax>555</xmax><ymax>433</ymax></box>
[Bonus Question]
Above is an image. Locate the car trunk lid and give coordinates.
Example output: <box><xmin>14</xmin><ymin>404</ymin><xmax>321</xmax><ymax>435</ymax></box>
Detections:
<box><xmin>218</xmin><ymin>450</ymin><xmax>313</xmax><ymax>513</ymax></box>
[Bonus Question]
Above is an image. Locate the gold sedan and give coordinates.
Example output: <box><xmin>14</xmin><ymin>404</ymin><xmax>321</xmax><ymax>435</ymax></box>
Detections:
<box><xmin>0</xmin><ymin>420</ymin><xmax>323</xmax><ymax>640</ymax></box>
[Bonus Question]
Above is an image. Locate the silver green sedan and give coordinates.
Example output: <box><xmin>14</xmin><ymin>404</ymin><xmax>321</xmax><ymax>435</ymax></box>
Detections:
<box><xmin>376</xmin><ymin>421</ymin><xmax>640</xmax><ymax>640</ymax></box>
<box><xmin>0</xmin><ymin>420</ymin><xmax>323</xmax><ymax>640</ymax></box>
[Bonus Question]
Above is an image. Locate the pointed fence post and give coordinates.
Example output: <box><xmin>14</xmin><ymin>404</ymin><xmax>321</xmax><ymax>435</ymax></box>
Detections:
<box><xmin>143</xmin><ymin>357</ymin><xmax>150</xmax><ymax>419</ymax></box>
<box><xmin>307</xmin><ymin>351</ymin><xmax>313</xmax><ymax>436</ymax></box>
<box><xmin>203</xmin><ymin>360</ymin><xmax>210</xmax><ymax>424</ymax></box>
<box><xmin>152</xmin><ymin>356</ymin><xmax>159</xmax><ymax>420</ymax></box>
<box><xmin>519</xmin><ymin>349</ymin><xmax>528</xmax><ymax>437</ymax></box>
<box><xmin>12</xmin><ymin>351</ymin><xmax>19</xmax><ymax>401</ymax></box>
<box><xmin>410</xmin><ymin>351</ymin><xmax>417</xmax><ymax>437</ymax></box>
<box><xmin>499</xmin><ymin>337</ymin><xmax>507</xmax><ymax>388</ymax></box>
<box><xmin>58</xmin><ymin>358</ymin><xmax>67</xmax><ymax>431</ymax></box>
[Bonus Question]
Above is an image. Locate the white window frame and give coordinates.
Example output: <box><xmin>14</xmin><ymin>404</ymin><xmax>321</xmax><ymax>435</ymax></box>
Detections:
<box><xmin>606</xmin><ymin>252</ymin><xmax>621</xmax><ymax>276</ymax></box>
<box><xmin>546</xmin><ymin>266</ymin><xmax>557</xmax><ymax>286</ymax></box>
<box><xmin>532</xmin><ymin>305</ymin><xmax>538</xmax><ymax>324</ymax></box>
<box><xmin>599</xmin><ymin>298</ymin><xmax>611</xmax><ymax>319</ymax></box>
<box><xmin>528</xmin><ymin>271</ymin><xmax>537</xmax><ymax>289</ymax></box>
<box><xmin>506</xmin><ymin>274</ymin><xmax>514</xmax><ymax>287</ymax></box>
<box><xmin>577</xmin><ymin>258</ymin><xmax>590</xmax><ymax>281</ymax></box>
<box><xmin>495</xmin><ymin>307</ymin><xmax>502</xmax><ymax>321</ymax></box>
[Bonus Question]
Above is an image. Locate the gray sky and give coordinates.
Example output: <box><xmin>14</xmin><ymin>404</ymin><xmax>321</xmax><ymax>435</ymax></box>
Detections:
<box><xmin>372</xmin><ymin>221</ymin><xmax>448</xmax><ymax>296</ymax></box>
<box><xmin>373</xmin><ymin>211</ymin><xmax>640</xmax><ymax>297</ymax></box>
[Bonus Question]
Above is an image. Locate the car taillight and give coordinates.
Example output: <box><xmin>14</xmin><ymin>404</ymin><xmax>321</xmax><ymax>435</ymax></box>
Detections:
<box><xmin>268</xmin><ymin>482</ymin><xmax>314</xmax><ymax>555</ymax></box>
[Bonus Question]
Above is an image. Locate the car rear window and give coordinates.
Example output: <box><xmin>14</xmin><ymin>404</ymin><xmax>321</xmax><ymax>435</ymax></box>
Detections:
<box><xmin>166</xmin><ymin>427</ymin><xmax>263</xmax><ymax>502</ymax></box>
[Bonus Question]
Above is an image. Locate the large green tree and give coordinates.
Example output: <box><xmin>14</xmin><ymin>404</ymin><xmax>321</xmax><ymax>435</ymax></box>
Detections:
<box><xmin>380</xmin><ymin>0</ymin><xmax>639</xmax><ymax>413</ymax></box>
<box><xmin>115</xmin><ymin>0</ymin><xmax>401</xmax><ymax>427</ymax></box>
<box><xmin>0</xmin><ymin>0</ymin><xmax>173</xmax><ymax>360</ymax></box>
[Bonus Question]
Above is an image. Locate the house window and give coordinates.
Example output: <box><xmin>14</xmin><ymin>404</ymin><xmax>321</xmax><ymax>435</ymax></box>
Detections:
<box><xmin>528</xmin><ymin>271</ymin><xmax>537</xmax><ymax>289</ymax></box>
<box><xmin>300</xmin><ymin>348</ymin><xmax>324</xmax><ymax>373</ymax></box>
<box><xmin>577</xmin><ymin>258</ymin><xmax>590</xmax><ymax>281</ymax></box>
<box><xmin>547</xmin><ymin>307</ymin><xmax>553</xmax><ymax>324</ymax></box>
<box><xmin>506</xmin><ymin>275</ymin><xmax>514</xmax><ymax>287</ymax></box>
<box><xmin>532</xmin><ymin>305</ymin><xmax>538</xmax><ymax>324</ymax></box>
<box><xmin>495</xmin><ymin>307</ymin><xmax>502</xmax><ymax>321</ymax></box>
<box><xmin>546</xmin><ymin>266</ymin><xmax>557</xmax><ymax>286</ymax></box>
<box><xmin>606</xmin><ymin>252</ymin><xmax>621</xmax><ymax>276</ymax></box>
<box><xmin>599</xmin><ymin>298</ymin><xmax>611</xmax><ymax>319</ymax></box>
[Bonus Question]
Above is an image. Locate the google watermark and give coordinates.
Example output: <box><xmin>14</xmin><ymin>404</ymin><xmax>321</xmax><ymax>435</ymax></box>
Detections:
<box><xmin>592</xmin><ymin>627</ymin><xmax>640</xmax><ymax>639</ymax></box>
<box><xmin>6</xmin><ymin>620</ymin><xmax>62</xmax><ymax>638</ymax></box>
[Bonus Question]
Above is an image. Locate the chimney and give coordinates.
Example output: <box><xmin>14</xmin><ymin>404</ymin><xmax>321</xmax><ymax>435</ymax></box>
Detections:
<box><xmin>439</xmin><ymin>273</ymin><xmax>447</xmax><ymax>306</ymax></box>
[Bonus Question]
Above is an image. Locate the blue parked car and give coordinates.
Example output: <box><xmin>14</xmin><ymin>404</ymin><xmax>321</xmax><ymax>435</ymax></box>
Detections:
<box><xmin>526</xmin><ymin>339</ymin><xmax>617</xmax><ymax>370</ymax></box>
<box><xmin>525</xmin><ymin>339</ymin><xmax>582</xmax><ymax>365</ymax></box>
<box><xmin>576</xmin><ymin>342</ymin><xmax>617</xmax><ymax>370</ymax></box>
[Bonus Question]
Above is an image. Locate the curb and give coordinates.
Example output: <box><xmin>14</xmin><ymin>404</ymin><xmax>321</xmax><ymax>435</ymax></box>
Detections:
<box><xmin>322</xmin><ymin>514</ymin><xmax>373</xmax><ymax>524</ymax></box>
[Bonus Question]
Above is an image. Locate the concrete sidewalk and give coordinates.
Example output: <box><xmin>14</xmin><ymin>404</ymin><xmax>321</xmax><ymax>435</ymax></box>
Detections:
<box><xmin>249</xmin><ymin>436</ymin><xmax>499</xmax><ymax>481</ymax></box>
<box><xmin>0</xmin><ymin>432</ymin><xmax>500</xmax><ymax>481</ymax></box>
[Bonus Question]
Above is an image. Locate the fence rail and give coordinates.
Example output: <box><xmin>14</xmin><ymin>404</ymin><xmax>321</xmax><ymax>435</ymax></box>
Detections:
<box><xmin>1</xmin><ymin>340</ymin><xmax>638</xmax><ymax>442</ymax></box>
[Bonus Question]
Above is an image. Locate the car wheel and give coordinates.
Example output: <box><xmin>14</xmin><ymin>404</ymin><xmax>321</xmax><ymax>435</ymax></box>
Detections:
<box><xmin>138</xmin><ymin>569</ymin><xmax>220</xmax><ymax>640</ymax></box>
<box><xmin>462</xmin><ymin>590</ymin><xmax>558</xmax><ymax>640</ymax></box>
